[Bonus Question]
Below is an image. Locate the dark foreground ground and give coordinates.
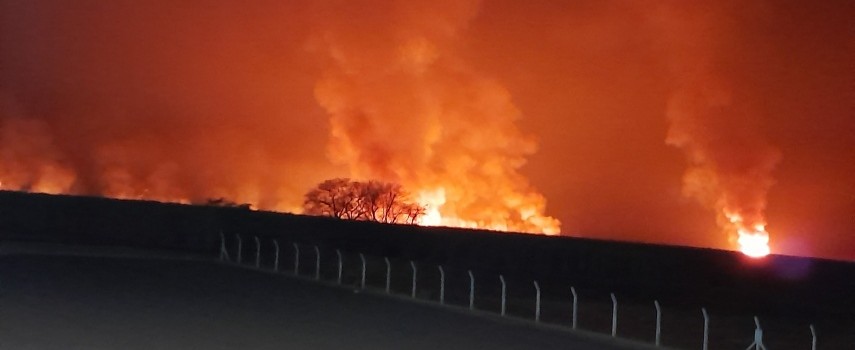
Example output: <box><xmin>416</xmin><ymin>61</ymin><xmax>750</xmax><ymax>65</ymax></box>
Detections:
<box><xmin>1</xmin><ymin>191</ymin><xmax>851</xmax><ymax>349</ymax></box>
<box><xmin>0</xmin><ymin>247</ymin><xmax>657</xmax><ymax>350</ymax></box>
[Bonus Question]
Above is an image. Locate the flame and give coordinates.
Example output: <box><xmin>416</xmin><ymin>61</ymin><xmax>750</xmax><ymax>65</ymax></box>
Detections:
<box><xmin>653</xmin><ymin>3</ymin><xmax>781</xmax><ymax>258</ymax></box>
<box><xmin>416</xmin><ymin>188</ymin><xmax>446</xmax><ymax>227</ymax></box>
<box><xmin>737</xmin><ymin>229</ymin><xmax>770</xmax><ymax>258</ymax></box>
<box><xmin>311</xmin><ymin>0</ymin><xmax>561</xmax><ymax>235</ymax></box>
<box><xmin>0</xmin><ymin>1</ymin><xmax>563</xmax><ymax>237</ymax></box>
<box><xmin>415</xmin><ymin>187</ymin><xmax>559</xmax><ymax>234</ymax></box>
<box><xmin>665</xmin><ymin>77</ymin><xmax>780</xmax><ymax>258</ymax></box>
<box><xmin>726</xmin><ymin>212</ymin><xmax>770</xmax><ymax>258</ymax></box>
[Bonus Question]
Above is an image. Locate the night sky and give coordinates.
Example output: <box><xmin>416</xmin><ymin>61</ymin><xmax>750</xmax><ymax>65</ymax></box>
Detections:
<box><xmin>1</xmin><ymin>1</ymin><xmax>852</xmax><ymax>260</ymax></box>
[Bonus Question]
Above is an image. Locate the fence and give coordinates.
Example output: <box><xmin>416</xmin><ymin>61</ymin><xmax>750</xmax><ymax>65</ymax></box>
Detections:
<box><xmin>219</xmin><ymin>232</ymin><xmax>836</xmax><ymax>350</ymax></box>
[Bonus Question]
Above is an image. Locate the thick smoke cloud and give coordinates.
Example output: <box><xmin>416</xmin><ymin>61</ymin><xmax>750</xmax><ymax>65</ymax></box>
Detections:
<box><xmin>0</xmin><ymin>1</ymin><xmax>334</xmax><ymax>211</ymax></box>
<box><xmin>649</xmin><ymin>3</ymin><xmax>782</xmax><ymax>254</ymax></box>
<box><xmin>0</xmin><ymin>0</ymin><xmax>851</xmax><ymax>259</ymax></box>
<box><xmin>308</xmin><ymin>0</ymin><xmax>559</xmax><ymax>233</ymax></box>
<box><xmin>0</xmin><ymin>94</ymin><xmax>75</xmax><ymax>193</ymax></box>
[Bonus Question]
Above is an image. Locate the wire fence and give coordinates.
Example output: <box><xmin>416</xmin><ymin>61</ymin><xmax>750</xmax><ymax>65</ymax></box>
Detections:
<box><xmin>220</xmin><ymin>232</ymin><xmax>845</xmax><ymax>350</ymax></box>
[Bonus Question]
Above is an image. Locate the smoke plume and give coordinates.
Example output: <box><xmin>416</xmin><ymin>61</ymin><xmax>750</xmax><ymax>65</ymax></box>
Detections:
<box><xmin>2</xmin><ymin>1</ymin><xmax>850</xmax><ymax>258</ymax></box>
<box><xmin>649</xmin><ymin>3</ymin><xmax>782</xmax><ymax>255</ymax></box>
<box><xmin>0</xmin><ymin>0</ymin><xmax>559</xmax><ymax>234</ymax></box>
<box><xmin>309</xmin><ymin>0</ymin><xmax>560</xmax><ymax>233</ymax></box>
<box><xmin>0</xmin><ymin>94</ymin><xmax>75</xmax><ymax>194</ymax></box>
<box><xmin>0</xmin><ymin>1</ymin><xmax>333</xmax><ymax>211</ymax></box>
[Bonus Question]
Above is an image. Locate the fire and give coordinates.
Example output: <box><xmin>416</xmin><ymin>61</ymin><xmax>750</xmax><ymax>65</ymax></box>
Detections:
<box><xmin>416</xmin><ymin>188</ymin><xmax>446</xmax><ymax>227</ymax></box>
<box><xmin>726</xmin><ymin>212</ymin><xmax>770</xmax><ymax>258</ymax></box>
<box><xmin>311</xmin><ymin>0</ymin><xmax>561</xmax><ymax>236</ymax></box>
<box><xmin>1</xmin><ymin>0</ymin><xmax>561</xmax><ymax>242</ymax></box>
<box><xmin>737</xmin><ymin>229</ymin><xmax>770</xmax><ymax>258</ymax></box>
<box><xmin>0</xmin><ymin>0</ymin><xmax>563</xmax><ymax>237</ymax></box>
<box><xmin>415</xmin><ymin>187</ymin><xmax>560</xmax><ymax>234</ymax></box>
<box><xmin>655</xmin><ymin>3</ymin><xmax>781</xmax><ymax>259</ymax></box>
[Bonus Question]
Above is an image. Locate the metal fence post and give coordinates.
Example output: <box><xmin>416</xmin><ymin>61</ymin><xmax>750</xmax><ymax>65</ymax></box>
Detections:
<box><xmin>746</xmin><ymin>316</ymin><xmax>767</xmax><ymax>350</ymax></box>
<box><xmin>810</xmin><ymin>324</ymin><xmax>816</xmax><ymax>350</ymax></box>
<box><xmin>219</xmin><ymin>232</ymin><xmax>229</xmax><ymax>261</ymax></box>
<box><xmin>336</xmin><ymin>249</ymin><xmax>343</xmax><ymax>284</ymax></box>
<box><xmin>273</xmin><ymin>239</ymin><xmax>280</xmax><ymax>272</ymax></box>
<box><xmin>468</xmin><ymin>270</ymin><xmax>475</xmax><ymax>310</ymax></box>
<box><xmin>438</xmin><ymin>266</ymin><xmax>445</xmax><ymax>305</ymax></box>
<box><xmin>571</xmin><ymin>286</ymin><xmax>578</xmax><ymax>330</ymax></box>
<box><xmin>235</xmin><ymin>235</ymin><xmax>243</xmax><ymax>264</ymax></box>
<box><xmin>533</xmin><ymin>281</ymin><xmax>541</xmax><ymax>322</ymax></box>
<box><xmin>359</xmin><ymin>253</ymin><xmax>366</xmax><ymax>289</ymax></box>
<box><xmin>384</xmin><ymin>257</ymin><xmax>391</xmax><ymax>293</ymax></box>
<box><xmin>702</xmin><ymin>307</ymin><xmax>709</xmax><ymax>350</ymax></box>
<box><xmin>654</xmin><ymin>300</ymin><xmax>662</xmax><ymax>346</ymax></box>
<box><xmin>410</xmin><ymin>261</ymin><xmax>417</xmax><ymax>298</ymax></box>
<box><xmin>292</xmin><ymin>243</ymin><xmax>300</xmax><ymax>275</ymax></box>
<box><xmin>313</xmin><ymin>246</ymin><xmax>321</xmax><ymax>280</ymax></box>
<box><xmin>499</xmin><ymin>275</ymin><xmax>507</xmax><ymax>316</ymax></box>
<box><xmin>610</xmin><ymin>293</ymin><xmax>618</xmax><ymax>337</ymax></box>
<box><xmin>254</xmin><ymin>236</ymin><xmax>261</xmax><ymax>269</ymax></box>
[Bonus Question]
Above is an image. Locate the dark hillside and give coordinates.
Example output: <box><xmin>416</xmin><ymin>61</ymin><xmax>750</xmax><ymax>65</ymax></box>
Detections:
<box><xmin>0</xmin><ymin>190</ymin><xmax>852</xmax><ymax>323</ymax></box>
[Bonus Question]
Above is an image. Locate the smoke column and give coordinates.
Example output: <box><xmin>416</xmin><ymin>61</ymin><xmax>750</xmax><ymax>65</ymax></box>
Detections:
<box><xmin>0</xmin><ymin>0</ymin><xmax>558</xmax><ymax>233</ymax></box>
<box><xmin>0</xmin><ymin>94</ymin><xmax>75</xmax><ymax>194</ymax></box>
<box><xmin>0</xmin><ymin>1</ymin><xmax>335</xmax><ymax>211</ymax></box>
<box><xmin>308</xmin><ymin>0</ymin><xmax>560</xmax><ymax>234</ymax></box>
<box><xmin>6</xmin><ymin>1</ymin><xmax>847</xmax><ymax>258</ymax></box>
<box><xmin>649</xmin><ymin>3</ymin><xmax>782</xmax><ymax>256</ymax></box>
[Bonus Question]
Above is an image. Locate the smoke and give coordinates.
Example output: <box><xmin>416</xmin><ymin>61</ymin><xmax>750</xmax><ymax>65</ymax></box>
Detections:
<box><xmin>0</xmin><ymin>0</ymin><xmax>559</xmax><ymax>233</ymax></box>
<box><xmin>1</xmin><ymin>1</ymin><xmax>850</xmax><ymax>258</ymax></box>
<box><xmin>648</xmin><ymin>3</ymin><xmax>782</xmax><ymax>252</ymax></box>
<box><xmin>0</xmin><ymin>1</ymin><xmax>335</xmax><ymax>211</ymax></box>
<box><xmin>0</xmin><ymin>94</ymin><xmax>75</xmax><ymax>194</ymax></box>
<box><xmin>308</xmin><ymin>0</ymin><xmax>560</xmax><ymax>233</ymax></box>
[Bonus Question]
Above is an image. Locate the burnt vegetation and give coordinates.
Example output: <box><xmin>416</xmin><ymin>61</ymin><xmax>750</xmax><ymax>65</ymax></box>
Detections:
<box><xmin>203</xmin><ymin>197</ymin><xmax>252</xmax><ymax>210</ymax></box>
<box><xmin>303</xmin><ymin>178</ymin><xmax>426</xmax><ymax>224</ymax></box>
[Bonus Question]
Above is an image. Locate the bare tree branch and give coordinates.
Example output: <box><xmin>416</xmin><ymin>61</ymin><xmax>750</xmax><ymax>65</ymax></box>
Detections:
<box><xmin>303</xmin><ymin>178</ymin><xmax>425</xmax><ymax>224</ymax></box>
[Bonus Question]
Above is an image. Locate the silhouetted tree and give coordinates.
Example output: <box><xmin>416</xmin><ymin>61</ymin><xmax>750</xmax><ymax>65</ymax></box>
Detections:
<box><xmin>303</xmin><ymin>178</ymin><xmax>360</xmax><ymax>219</ymax></box>
<box><xmin>402</xmin><ymin>202</ymin><xmax>427</xmax><ymax>224</ymax></box>
<box><xmin>303</xmin><ymin>178</ymin><xmax>425</xmax><ymax>224</ymax></box>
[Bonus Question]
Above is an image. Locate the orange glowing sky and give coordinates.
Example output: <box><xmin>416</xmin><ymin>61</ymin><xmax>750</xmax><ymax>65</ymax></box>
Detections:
<box><xmin>1</xmin><ymin>0</ymin><xmax>852</xmax><ymax>260</ymax></box>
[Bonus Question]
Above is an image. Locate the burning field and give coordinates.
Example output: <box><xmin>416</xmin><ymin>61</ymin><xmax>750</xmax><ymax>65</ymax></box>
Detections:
<box><xmin>1</xmin><ymin>1</ymin><xmax>852</xmax><ymax>260</ymax></box>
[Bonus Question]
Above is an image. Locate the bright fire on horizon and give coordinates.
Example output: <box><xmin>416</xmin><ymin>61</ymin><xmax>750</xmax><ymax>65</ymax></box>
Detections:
<box><xmin>414</xmin><ymin>188</ymin><xmax>560</xmax><ymax>235</ymax></box>
<box><xmin>15</xmin><ymin>0</ymin><xmax>848</xmax><ymax>260</ymax></box>
<box><xmin>738</xmin><ymin>230</ymin><xmax>771</xmax><ymax>258</ymax></box>
<box><xmin>727</xmin><ymin>212</ymin><xmax>771</xmax><ymax>258</ymax></box>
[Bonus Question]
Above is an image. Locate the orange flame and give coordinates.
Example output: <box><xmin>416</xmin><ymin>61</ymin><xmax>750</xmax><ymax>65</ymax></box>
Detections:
<box><xmin>416</xmin><ymin>187</ymin><xmax>559</xmax><ymax>234</ymax></box>
<box><xmin>726</xmin><ymin>212</ymin><xmax>770</xmax><ymax>258</ymax></box>
<box><xmin>311</xmin><ymin>0</ymin><xmax>560</xmax><ymax>235</ymax></box>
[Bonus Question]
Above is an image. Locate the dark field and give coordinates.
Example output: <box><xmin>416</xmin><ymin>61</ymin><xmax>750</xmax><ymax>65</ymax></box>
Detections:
<box><xmin>287</xmin><ymin>249</ymin><xmax>854</xmax><ymax>349</ymax></box>
<box><xmin>0</xmin><ymin>249</ymin><xmax>657</xmax><ymax>350</ymax></box>
<box><xmin>0</xmin><ymin>191</ymin><xmax>852</xmax><ymax>349</ymax></box>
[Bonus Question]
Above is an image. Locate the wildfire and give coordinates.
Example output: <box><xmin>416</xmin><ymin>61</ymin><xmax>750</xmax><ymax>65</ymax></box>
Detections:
<box><xmin>416</xmin><ymin>188</ymin><xmax>560</xmax><ymax>234</ymax></box>
<box><xmin>726</xmin><ymin>212</ymin><xmax>771</xmax><ymax>258</ymax></box>
<box><xmin>416</xmin><ymin>188</ymin><xmax>446</xmax><ymax>227</ymax></box>
<box><xmin>737</xmin><ymin>229</ymin><xmax>770</xmax><ymax>258</ymax></box>
<box><xmin>656</xmin><ymin>2</ymin><xmax>781</xmax><ymax>259</ymax></box>
<box><xmin>311</xmin><ymin>0</ymin><xmax>561</xmax><ymax>236</ymax></box>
